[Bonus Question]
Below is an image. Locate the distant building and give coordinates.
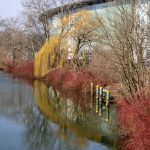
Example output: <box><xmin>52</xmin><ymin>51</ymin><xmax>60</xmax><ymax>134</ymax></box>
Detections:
<box><xmin>39</xmin><ymin>0</ymin><xmax>150</xmax><ymax>62</ymax></box>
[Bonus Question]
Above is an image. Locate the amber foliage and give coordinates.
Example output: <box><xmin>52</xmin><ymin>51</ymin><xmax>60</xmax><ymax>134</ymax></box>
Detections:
<box><xmin>34</xmin><ymin>10</ymin><xmax>99</xmax><ymax>77</ymax></box>
<box><xmin>35</xmin><ymin>37</ymin><xmax>58</xmax><ymax>77</ymax></box>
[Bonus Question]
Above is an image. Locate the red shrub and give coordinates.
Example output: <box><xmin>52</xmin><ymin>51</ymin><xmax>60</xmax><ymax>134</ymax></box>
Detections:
<box><xmin>117</xmin><ymin>92</ymin><xmax>150</xmax><ymax>150</ymax></box>
<box><xmin>13</xmin><ymin>60</ymin><xmax>34</xmax><ymax>78</ymax></box>
<box><xmin>46</xmin><ymin>68</ymin><xmax>66</xmax><ymax>87</ymax></box>
<box><xmin>46</xmin><ymin>67</ymin><xmax>95</xmax><ymax>92</ymax></box>
<box><xmin>77</xmin><ymin>70</ymin><xmax>94</xmax><ymax>92</ymax></box>
<box><xmin>62</xmin><ymin>70</ymin><xmax>80</xmax><ymax>90</ymax></box>
<box><xmin>2</xmin><ymin>60</ymin><xmax>16</xmax><ymax>73</ymax></box>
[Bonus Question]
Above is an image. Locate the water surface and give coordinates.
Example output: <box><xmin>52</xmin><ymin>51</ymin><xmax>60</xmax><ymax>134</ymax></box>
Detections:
<box><xmin>0</xmin><ymin>72</ymin><xmax>118</xmax><ymax>150</ymax></box>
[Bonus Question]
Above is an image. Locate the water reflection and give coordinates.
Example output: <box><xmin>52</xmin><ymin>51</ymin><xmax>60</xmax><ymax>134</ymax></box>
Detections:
<box><xmin>0</xmin><ymin>72</ymin><xmax>118</xmax><ymax>150</ymax></box>
<box><xmin>33</xmin><ymin>80</ymin><xmax>118</xmax><ymax>150</ymax></box>
<box><xmin>33</xmin><ymin>81</ymin><xmax>100</xmax><ymax>150</ymax></box>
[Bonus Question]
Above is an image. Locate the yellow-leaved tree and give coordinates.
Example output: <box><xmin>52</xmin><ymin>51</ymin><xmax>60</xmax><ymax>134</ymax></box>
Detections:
<box><xmin>34</xmin><ymin>10</ymin><xmax>99</xmax><ymax>77</ymax></box>
<box><xmin>34</xmin><ymin>12</ymin><xmax>70</xmax><ymax>77</ymax></box>
<box><xmin>34</xmin><ymin>36</ymin><xmax>65</xmax><ymax>77</ymax></box>
<box><xmin>64</xmin><ymin>10</ymin><xmax>99</xmax><ymax>70</ymax></box>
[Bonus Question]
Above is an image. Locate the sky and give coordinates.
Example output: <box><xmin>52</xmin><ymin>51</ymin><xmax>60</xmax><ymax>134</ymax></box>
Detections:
<box><xmin>0</xmin><ymin>0</ymin><xmax>22</xmax><ymax>18</ymax></box>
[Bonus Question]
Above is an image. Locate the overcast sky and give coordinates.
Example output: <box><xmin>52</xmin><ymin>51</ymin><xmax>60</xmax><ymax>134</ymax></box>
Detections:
<box><xmin>0</xmin><ymin>0</ymin><xmax>22</xmax><ymax>18</ymax></box>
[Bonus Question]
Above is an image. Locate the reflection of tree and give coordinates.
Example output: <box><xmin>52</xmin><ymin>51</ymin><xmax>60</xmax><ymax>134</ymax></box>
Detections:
<box><xmin>32</xmin><ymin>81</ymin><xmax>105</xmax><ymax>149</ymax></box>
<box><xmin>23</xmin><ymin>106</ymin><xmax>59</xmax><ymax>150</ymax></box>
<box><xmin>0</xmin><ymin>77</ymin><xmax>34</xmax><ymax>122</ymax></box>
<box><xmin>0</xmin><ymin>74</ymin><xmax>118</xmax><ymax>150</ymax></box>
<box><xmin>32</xmin><ymin>80</ymin><xmax>89</xmax><ymax>150</ymax></box>
<box><xmin>24</xmin><ymin>105</ymin><xmax>99</xmax><ymax>150</ymax></box>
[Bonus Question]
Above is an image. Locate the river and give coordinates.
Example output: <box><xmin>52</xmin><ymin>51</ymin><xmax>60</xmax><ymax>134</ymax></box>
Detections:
<box><xmin>0</xmin><ymin>71</ymin><xmax>118</xmax><ymax>150</ymax></box>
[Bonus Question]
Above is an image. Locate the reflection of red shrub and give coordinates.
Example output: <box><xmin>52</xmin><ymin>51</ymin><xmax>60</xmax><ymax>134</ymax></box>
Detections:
<box><xmin>13</xmin><ymin>60</ymin><xmax>34</xmax><ymax>78</ymax></box>
<box><xmin>118</xmin><ymin>92</ymin><xmax>150</xmax><ymax>150</ymax></box>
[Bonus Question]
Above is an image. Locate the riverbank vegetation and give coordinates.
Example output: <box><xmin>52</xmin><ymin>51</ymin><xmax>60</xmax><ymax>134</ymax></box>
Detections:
<box><xmin>118</xmin><ymin>90</ymin><xmax>150</xmax><ymax>150</ymax></box>
<box><xmin>0</xmin><ymin>0</ymin><xmax>150</xmax><ymax>149</ymax></box>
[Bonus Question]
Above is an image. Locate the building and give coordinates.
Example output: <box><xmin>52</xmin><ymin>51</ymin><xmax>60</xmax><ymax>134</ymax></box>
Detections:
<box><xmin>39</xmin><ymin>0</ymin><xmax>115</xmax><ymax>60</ymax></box>
<box><xmin>38</xmin><ymin>0</ymin><xmax>150</xmax><ymax>67</ymax></box>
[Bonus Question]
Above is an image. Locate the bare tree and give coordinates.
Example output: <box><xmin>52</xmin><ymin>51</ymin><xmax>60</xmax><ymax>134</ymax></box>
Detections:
<box><xmin>21</xmin><ymin>0</ymin><xmax>77</xmax><ymax>54</ymax></box>
<box><xmin>21</xmin><ymin>0</ymin><xmax>53</xmax><ymax>53</ymax></box>
<box><xmin>93</xmin><ymin>0</ymin><xmax>150</xmax><ymax>99</ymax></box>
<box><xmin>0</xmin><ymin>17</ymin><xmax>38</xmax><ymax>65</ymax></box>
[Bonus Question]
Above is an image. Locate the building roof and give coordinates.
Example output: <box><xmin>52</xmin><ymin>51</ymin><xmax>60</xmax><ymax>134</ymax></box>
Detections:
<box><xmin>39</xmin><ymin>0</ymin><xmax>113</xmax><ymax>22</ymax></box>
